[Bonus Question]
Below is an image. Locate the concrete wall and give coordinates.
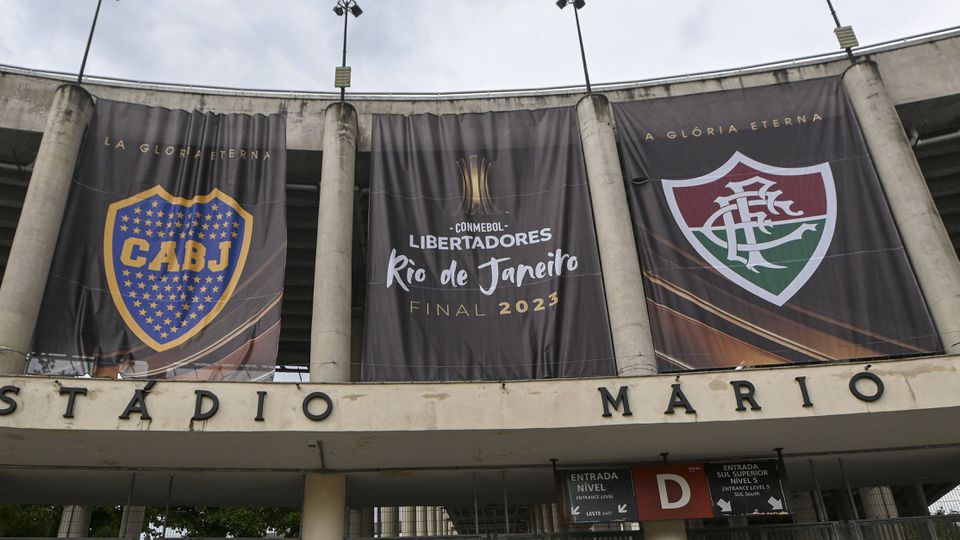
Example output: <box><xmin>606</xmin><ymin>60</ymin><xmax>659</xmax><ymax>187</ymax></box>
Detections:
<box><xmin>1</xmin><ymin>354</ymin><xmax>959</xmax><ymax>488</ymax></box>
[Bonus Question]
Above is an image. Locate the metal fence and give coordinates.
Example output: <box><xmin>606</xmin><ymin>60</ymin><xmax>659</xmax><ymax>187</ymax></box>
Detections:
<box><xmin>688</xmin><ymin>515</ymin><xmax>960</xmax><ymax>540</ymax></box>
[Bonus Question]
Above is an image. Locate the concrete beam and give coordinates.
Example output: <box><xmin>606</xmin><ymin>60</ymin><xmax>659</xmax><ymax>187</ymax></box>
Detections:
<box><xmin>576</xmin><ymin>94</ymin><xmax>657</xmax><ymax>376</ymax></box>
<box><xmin>0</xmin><ymin>85</ymin><xmax>94</xmax><ymax>374</ymax></box>
<box><xmin>310</xmin><ymin>103</ymin><xmax>358</xmax><ymax>382</ymax></box>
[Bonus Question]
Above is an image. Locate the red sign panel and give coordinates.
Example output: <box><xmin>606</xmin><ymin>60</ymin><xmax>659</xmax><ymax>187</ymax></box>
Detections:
<box><xmin>632</xmin><ymin>463</ymin><xmax>713</xmax><ymax>521</ymax></box>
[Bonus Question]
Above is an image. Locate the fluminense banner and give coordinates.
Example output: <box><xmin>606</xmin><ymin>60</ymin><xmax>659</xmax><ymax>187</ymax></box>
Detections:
<box><xmin>363</xmin><ymin>108</ymin><xmax>615</xmax><ymax>381</ymax></box>
<box><xmin>28</xmin><ymin>99</ymin><xmax>286</xmax><ymax>380</ymax></box>
<box><xmin>612</xmin><ymin>76</ymin><xmax>941</xmax><ymax>370</ymax></box>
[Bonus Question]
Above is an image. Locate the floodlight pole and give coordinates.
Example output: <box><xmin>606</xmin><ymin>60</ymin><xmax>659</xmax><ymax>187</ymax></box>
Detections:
<box><xmin>572</xmin><ymin>5</ymin><xmax>592</xmax><ymax>94</ymax></box>
<box><xmin>340</xmin><ymin>3</ymin><xmax>349</xmax><ymax>102</ymax></box>
<box><xmin>77</xmin><ymin>0</ymin><xmax>104</xmax><ymax>85</ymax></box>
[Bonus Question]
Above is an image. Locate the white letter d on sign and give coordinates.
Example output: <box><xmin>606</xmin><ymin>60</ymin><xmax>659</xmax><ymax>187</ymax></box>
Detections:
<box><xmin>656</xmin><ymin>473</ymin><xmax>691</xmax><ymax>509</ymax></box>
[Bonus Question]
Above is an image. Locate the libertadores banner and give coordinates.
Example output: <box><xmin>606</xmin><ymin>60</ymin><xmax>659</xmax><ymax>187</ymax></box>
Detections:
<box><xmin>613</xmin><ymin>76</ymin><xmax>941</xmax><ymax>370</ymax></box>
<box><xmin>28</xmin><ymin>99</ymin><xmax>286</xmax><ymax>380</ymax></box>
<box><xmin>363</xmin><ymin>108</ymin><xmax>615</xmax><ymax>381</ymax></box>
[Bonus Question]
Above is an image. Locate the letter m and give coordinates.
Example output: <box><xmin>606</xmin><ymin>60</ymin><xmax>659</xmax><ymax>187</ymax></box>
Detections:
<box><xmin>599</xmin><ymin>386</ymin><xmax>632</xmax><ymax>417</ymax></box>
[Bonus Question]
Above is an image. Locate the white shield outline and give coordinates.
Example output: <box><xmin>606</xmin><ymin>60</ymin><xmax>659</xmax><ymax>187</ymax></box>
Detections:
<box><xmin>661</xmin><ymin>151</ymin><xmax>837</xmax><ymax>306</ymax></box>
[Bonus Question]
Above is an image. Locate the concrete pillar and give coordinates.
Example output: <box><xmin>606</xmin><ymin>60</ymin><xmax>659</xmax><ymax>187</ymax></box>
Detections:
<box><xmin>310</xmin><ymin>102</ymin><xmax>359</xmax><ymax>382</ymax></box>
<box><xmin>380</xmin><ymin>506</ymin><xmax>399</xmax><ymax>537</ymax></box>
<box><xmin>302</xmin><ymin>474</ymin><xmax>347</xmax><ymax>540</ymax></box>
<box><xmin>531</xmin><ymin>504</ymin><xmax>543</xmax><ymax>532</ymax></box>
<box><xmin>360</xmin><ymin>507</ymin><xmax>375</xmax><ymax>537</ymax></box>
<box><xmin>904</xmin><ymin>484</ymin><xmax>930</xmax><ymax>517</ymax></box>
<box><xmin>643</xmin><ymin>520</ymin><xmax>688</xmax><ymax>540</ymax></box>
<box><xmin>434</xmin><ymin>506</ymin><xmax>443</xmax><ymax>535</ymax></box>
<box><xmin>425</xmin><ymin>506</ymin><xmax>437</xmax><ymax>536</ymax></box>
<box><xmin>861</xmin><ymin>487</ymin><xmax>899</xmax><ymax>518</ymax></box>
<box><xmin>399</xmin><ymin>506</ymin><xmax>416</xmax><ymax>537</ymax></box>
<box><xmin>0</xmin><ymin>85</ymin><xmax>94</xmax><ymax>375</ymax></box>
<box><xmin>118</xmin><ymin>505</ymin><xmax>145</xmax><ymax>538</ymax></box>
<box><xmin>842</xmin><ymin>61</ymin><xmax>960</xmax><ymax>354</ymax></box>
<box><xmin>416</xmin><ymin>505</ymin><xmax>428</xmax><ymax>535</ymax></box>
<box><xmin>540</xmin><ymin>504</ymin><xmax>555</xmax><ymax>533</ymax></box>
<box><xmin>550</xmin><ymin>502</ymin><xmax>561</xmax><ymax>532</ymax></box>
<box><xmin>576</xmin><ymin>94</ymin><xmax>658</xmax><ymax>377</ymax></box>
<box><xmin>348</xmin><ymin>509</ymin><xmax>362</xmax><ymax>537</ymax></box>
<box><xmin>57</xmin><ymin>504</ymin><xmax>92</xmax><ymax>537</ymax></box>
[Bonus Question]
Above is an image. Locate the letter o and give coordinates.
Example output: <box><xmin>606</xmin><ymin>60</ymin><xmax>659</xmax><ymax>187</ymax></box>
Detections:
<box><xmin>302</xmin><ymin>392</ymin><xmax>333</xmax><ymax>421</ymax></box>
<box><xmin>849</xmin><ymin>371</ymin><xmax>884</xmax><ymax>402</ymax></box>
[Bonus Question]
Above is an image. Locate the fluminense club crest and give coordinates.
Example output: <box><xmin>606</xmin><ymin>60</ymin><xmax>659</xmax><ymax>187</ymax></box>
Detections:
<box><xmin>104</xmin><ymin>186</ymin><xmax>253</xmax><ymax>351</ymax></box>
<box><xmin>662</xmin><ymin>151</ymin><xmax>837</xmax><ymax>306</ymax></box>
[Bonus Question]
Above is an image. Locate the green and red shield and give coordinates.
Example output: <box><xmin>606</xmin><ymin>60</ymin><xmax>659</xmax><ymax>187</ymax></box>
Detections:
<box><xmin>662</xmin><ymin>152</ymin><xmax>836</xmax><ymax>306</ymax></box>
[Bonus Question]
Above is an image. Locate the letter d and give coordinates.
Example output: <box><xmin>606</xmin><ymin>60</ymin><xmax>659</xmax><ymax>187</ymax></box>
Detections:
<box><xmin>656</xmin><ymin>473</ymin><xmax>691</xmax><ymax>510</ymax></box>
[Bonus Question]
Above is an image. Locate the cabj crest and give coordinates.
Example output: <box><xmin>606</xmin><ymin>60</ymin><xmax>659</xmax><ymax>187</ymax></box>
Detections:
<box><xmin>104</xmin><ymin>186</ymin><xmax>253</xmax><ymax>351</ymax></box>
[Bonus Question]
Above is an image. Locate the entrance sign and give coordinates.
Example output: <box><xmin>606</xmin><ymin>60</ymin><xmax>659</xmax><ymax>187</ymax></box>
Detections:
<box><xmin>632</xmin><ymin>463</ymin><xmax>713</xmax><ymax>521</ymax></box>
<box><xmin>705</xmin><ymin>461</ymin><xmax>789</xmax><ymax>516</ymax></box>
<box><xmin>613</xmin><ymin>76</ymin><xmax>940</xmax><ymax>370</ymax></box>
<box><xmin>563</xmin><ymin>468</ymin><xmax>638</xmax><ymax>523</ymax></box>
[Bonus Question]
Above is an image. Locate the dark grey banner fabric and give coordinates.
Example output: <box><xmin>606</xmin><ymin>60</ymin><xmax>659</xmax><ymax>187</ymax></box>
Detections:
<box><xmin>363</xmin><ymin>107</ymin><xmax>615</xmax><ymax>381</ymax></box>
<box><xmin>28</xmin><ymin>99</ymin><xmax>286</xmax><ymax>381</ymax></box>
<box><xmin>612</xmin><ymin>77</ymin><xmax>940</xmax><ymax>370</ymax></box>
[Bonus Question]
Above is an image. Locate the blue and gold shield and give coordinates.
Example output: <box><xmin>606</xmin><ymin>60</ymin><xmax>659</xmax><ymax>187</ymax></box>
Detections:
<box><xmin>104</xmin><ymin>186</ymin><xmax>254</xmax><ymax>351</ymax></box>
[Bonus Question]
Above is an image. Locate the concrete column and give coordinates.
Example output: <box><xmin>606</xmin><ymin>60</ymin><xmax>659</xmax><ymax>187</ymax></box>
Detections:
<box><xmin>904</xmin><ymin>484</ymin><xmax>930</xmax><ymax>517</ymax></box>
<box><xmin>0</xmin><ymin>85</ymin><xmax>94</xmax><ymax>375</ymax></box>
<box><xmin>531</xmin><ymin>504</ymin><xmax>543</xmax><ymax>532</ymax></box>
<box><xmin>57</xmin><ymin>504</ymin><xmax>92</xmax><ymax>537</ymax></box>
<box><xmin>576</xmin><ymin>94</ymin><xmax>658</xmax><ymax>377</ymax></box>
<box><xmin>842</xmin><ymin>61</ymin><xmax>960</xmax><ymax>354</ymax></box>
<box><xmin>399</xmin><ymin>506</ymin><xmax>416</xmax><ymax>537</ymax></box>
<box><xmin>416</xmin><ymin>505</ymin><xmax>428</xmax><ymax>535</ymax></box>
<box><xmin>425</xmin><ymin>506</ymin><xmax>437</xmax><ymax>536</ymax></box>
<box><xmin>118</xmin><ymin>505</ymin><xmax>145</xmax><ymax>538</ymax></box>
<box><xmin>540</xmin><ymin>504</ymin><xmax>554</xmax><ymax>533</ymax></box>
<box><xmin>861</xmin><ymin>487</ymin><xmax>900</xmax><ymax>518</ymax></box>
<box><xmin>360</xmin><ymin>507</ymin><xmax>375</xmax><ymax>537</ymax></box>
<box><xmin>310</xmin><ymin>102</ymin><xmax>359</xmax><ymax>382</ymax></box>
<box><xmin>380</xmin><ymin>506</ymin><xmax>399</xmax><ymax>537</ymax></box>
<box><xmin>348</xmin><ymin>509</ymin><xmax>362</xmax><ymax>537</ymax></box>
<box><xmin>550</xmin><ymin>502</ymin><xmax>561</xmax><ymax>532</ymax></box>
<box><xmin>302</xmin><ymin>473</ymin><xmax>347</xmax><ymax>540</ymax></box>
<box><xmin>643</xmin><ymin>520</ymin><xmax>688</xmax><ymax>540</ymax></box>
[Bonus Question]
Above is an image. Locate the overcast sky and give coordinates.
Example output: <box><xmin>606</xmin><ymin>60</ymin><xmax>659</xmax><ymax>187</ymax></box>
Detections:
<box><xmin>1</xmin><ymin>1</ymin><xmax>959</xmax><ymax>94</ymax></box>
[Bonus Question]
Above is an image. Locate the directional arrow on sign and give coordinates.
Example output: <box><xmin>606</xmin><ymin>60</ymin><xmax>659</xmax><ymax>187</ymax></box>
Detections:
<box><xmin>571</xmin><ymin>506</ymin><xmax>580</xmax><ymax>516</ymax></box>
<box><xmin>716</xmin><ymin>498</ymin><xmax>732</xmax><ymax>513</ymax></box>
<box><xmin>618</xmin><ymin>504</ymin><xmax>628</xmax><ymax>514</ymax></box>
<box><xmin>768</xmin><ymin>497</ymin><xmax>783</xmax><ymax>510</ymax></box>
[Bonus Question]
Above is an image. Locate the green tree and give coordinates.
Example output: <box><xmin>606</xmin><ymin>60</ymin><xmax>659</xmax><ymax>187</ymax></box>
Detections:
<box><xmin>145</xmin><ymin>506</ymin><xmax>300</xmax><ymax>537</ymax></box>
<box><xmin>0</xmin><ymin>504</ymin><xmax>63</xmax><ymax>536</ymax></box>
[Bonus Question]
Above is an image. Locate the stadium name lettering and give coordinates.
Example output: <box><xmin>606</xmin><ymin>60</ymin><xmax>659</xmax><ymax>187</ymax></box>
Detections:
<box><xmin>598</xmin><ymin>371</ymin><xmax>885</xmax><ymax>417</ymax></box>
<box><xmin>0</xmin><ymin>382</ymin><xmax>333</xmax><ymax>423</ymax></box>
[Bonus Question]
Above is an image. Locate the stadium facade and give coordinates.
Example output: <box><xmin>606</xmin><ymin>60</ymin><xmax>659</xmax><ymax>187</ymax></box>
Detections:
<box><xmin>0</xmin><ymin>27</ymin><xmax>960</xmax><ymax>540</ymax></box>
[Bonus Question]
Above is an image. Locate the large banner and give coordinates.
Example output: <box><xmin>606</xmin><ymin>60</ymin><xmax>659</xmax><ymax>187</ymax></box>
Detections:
<box><xmin>613</xmin><ymin>77</ymin><xmax>941</xmax><ymax>370</ymax></box>
<box><xmin>363</xmin><ymin>108</ymin><xmax>615</xmax><ymax>381</ymax></box>
<box><xmin>28</xmin><ymin>100</ymin><xmax>286</xmax><ymax>380</ymax></box>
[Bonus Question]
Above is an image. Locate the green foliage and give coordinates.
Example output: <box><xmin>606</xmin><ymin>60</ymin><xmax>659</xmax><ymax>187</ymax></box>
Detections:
<box><xmin>0</xmin><ymin>504</ymin><xmax>62</xmax><ymax>536</ymax></box>
<box><xmin>145</xmin><ymin>506</ymin><xmax>301</xmax><ymax>537</ymax></box>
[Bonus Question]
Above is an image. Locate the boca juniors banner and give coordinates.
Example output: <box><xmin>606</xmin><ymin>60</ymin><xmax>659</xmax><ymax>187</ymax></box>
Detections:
<box><xmin>363</xmin><ymin>108</ymin><xmax>615</xmax><ymax>381</ymax></box>
<box><xmin>612</xmin><ymin>77</ymin><xmax>941</xmax><ymax>370</ymax></box>
<box><xmin>28</xmin><ymin>100</ymin><xmax>286</xmax><ymax>380</ymax></box>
